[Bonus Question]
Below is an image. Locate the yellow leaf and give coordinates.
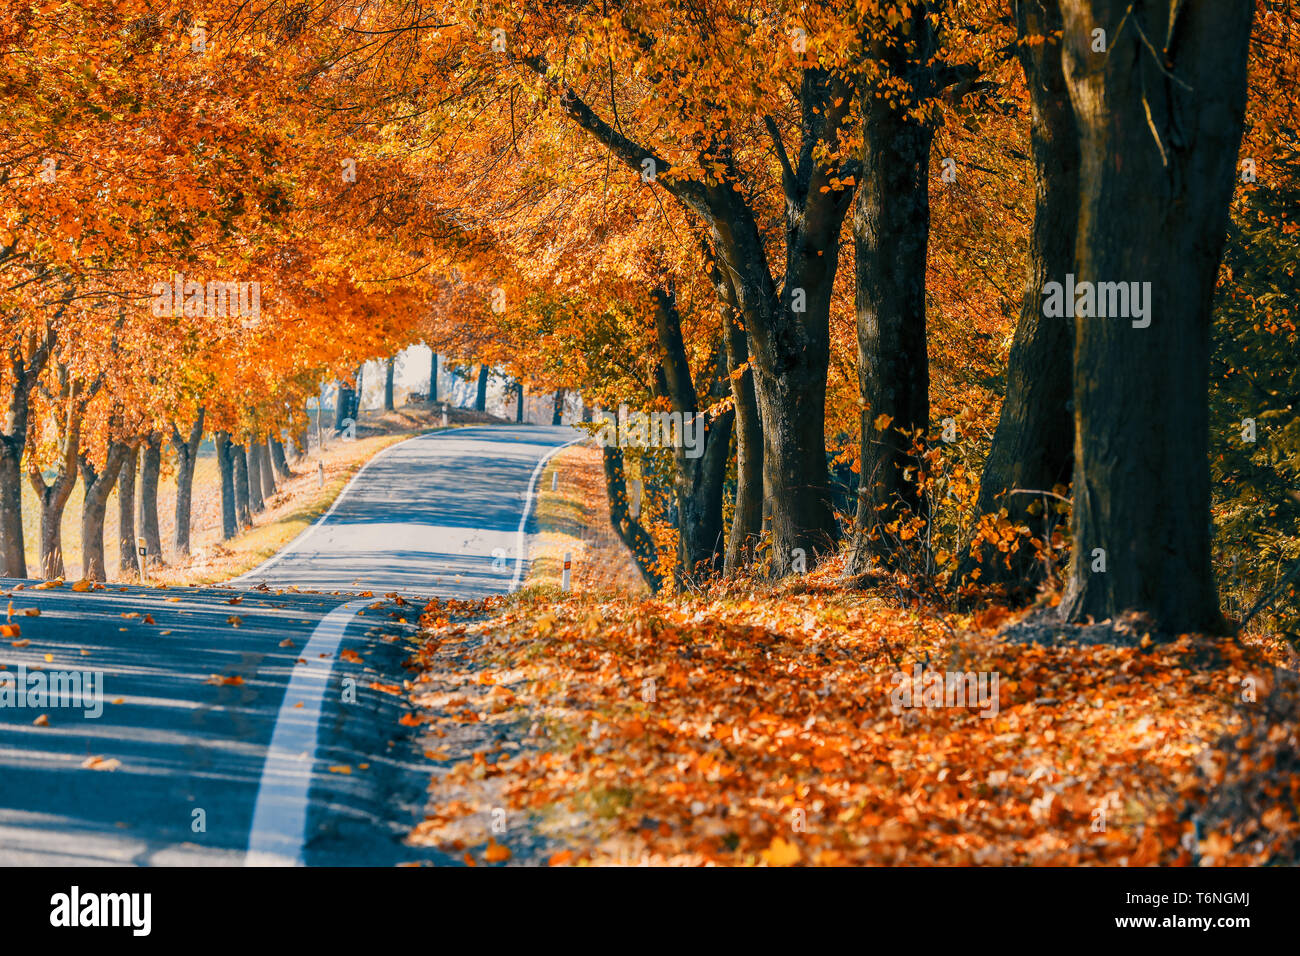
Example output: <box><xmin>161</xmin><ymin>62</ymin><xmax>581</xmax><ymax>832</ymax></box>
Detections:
<box><xmin>761</xmin><ymin>836</ymin><xmax>801</xmax><ymax>866</ymax></box>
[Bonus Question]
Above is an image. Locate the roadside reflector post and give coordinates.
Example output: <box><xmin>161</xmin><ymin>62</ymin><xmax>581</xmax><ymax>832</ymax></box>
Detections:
<box><xmin>561</xmin><ymin>552</ymin><xmax>572</xmax><ymax>592</ymax></box>
<box><xmin>135</xmin><ymin>536</ymin><xmax>147</xmax><ymax>584</ymax></box>
<box><xmin>551</xmin><ymin>471</ymin><xmax>558</xmax><ymax>492</ymax></box>
<box><xmin>317</xmin><ymin>460</ymin><xmax>324</xmax><ymax>487</ymax></box>
<box><xmin>441</xmin><ymin>404</ymin><xmax>449</xmax><ymax>428</ymax></box>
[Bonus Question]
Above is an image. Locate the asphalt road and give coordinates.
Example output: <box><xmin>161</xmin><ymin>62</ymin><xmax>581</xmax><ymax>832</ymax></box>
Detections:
<box><xmin>0</xmin><ymin>424</ymin><xmax>579</xmax><ymax>865</ymax></box>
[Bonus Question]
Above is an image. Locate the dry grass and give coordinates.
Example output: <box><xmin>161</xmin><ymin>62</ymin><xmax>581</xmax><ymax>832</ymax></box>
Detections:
<box><xmin>521</xmin><ymin>442</ymin><xmax>647</xmax><ymax>596</ymax></box>
<box><xmin>20</xmin><ymin>402</ymin><xmax>512</xmax><ymax>585</ymax></box>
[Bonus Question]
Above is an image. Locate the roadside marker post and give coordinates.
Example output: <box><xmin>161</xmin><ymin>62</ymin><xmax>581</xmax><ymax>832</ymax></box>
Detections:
<box><xmin>316</xmin><ymin>460</ymin><xmax>324</xmax><ymax>487</ymax></box>
<box><xmin>561</xmin><ymin>552</ymin><xmax>572</xmax><ymax>591</ymax></box>
<box><xmin>441</xmin><ymin>405</ymin><xmax>449</xmax><ymax>428</ymax></box>
<box><xmin>135</xmin><ymin>536</ymin><xmax>147</xmax><ymax>584</ymax></box>
<box><xmin>551</xmin><ymin>471</ymin><xmax>558</xmax><ymax>492</ymax></box>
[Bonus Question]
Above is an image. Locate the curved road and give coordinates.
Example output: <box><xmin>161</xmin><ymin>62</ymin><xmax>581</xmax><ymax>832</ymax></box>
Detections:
<box><xmin>0</xmin><ymin>424</ymin><xmax>579</xmax><ymax>865</ymax></box>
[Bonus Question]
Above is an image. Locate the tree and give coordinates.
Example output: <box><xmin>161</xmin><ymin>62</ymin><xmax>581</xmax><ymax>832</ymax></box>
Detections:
<box><xmin>1057</xmin><ymin>0</ymin><xmax>1255</xmax><ymax>633</ymax></box>
<box><xmin>961</xmin><ymin>0</ymin><xmax>1079</xmax><ymax>594</ymax></box>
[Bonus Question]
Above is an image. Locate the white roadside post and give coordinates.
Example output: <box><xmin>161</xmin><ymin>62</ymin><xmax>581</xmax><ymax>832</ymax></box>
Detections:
<box><xmin>441</xmin><ymin>404</ymin><xmax>449</xmax><ymax>428</ymax></box>
<box><xmin>551</xmin><ymin>470</ymin><xmax>558</xmax><ymax>492</ymax></box>
<box><xmin>316</xmin><ymin>460</ymin><xmax>324</xmax><ymax>488</ymax></box>
<box><xmin>561</xmin><ymin>552</ymin><xmax>572</xmax><ymax>592</ymax></box>
<box><xmin>135</xmin><ymin>536</ymin><xmax>147</xmax><ymax>584</ymax></box>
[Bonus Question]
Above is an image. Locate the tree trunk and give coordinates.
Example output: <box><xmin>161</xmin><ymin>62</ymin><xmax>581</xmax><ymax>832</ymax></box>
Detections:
<box><xmin>846</xmin><ymin>14</ymin><xmax>936</xmax><ymax>577</ymax></box>
<box><xmin>30</xmin><ymin>443</ymin><xmax>80</xmax><ymax>581</ymax></box>
<box><xmin>170</xmin><ymin>409</ymin><xmax>205</xmax><ymax>558</ymax></box>
<box><xmin>515</xmin><ymin>381</ymin><xmax>525</xmax><ymax>422</ymax></box>
<box><xmin>233</xmin><ymin>443</ymin><xmax>252</xmax><ymax>526</ymax></box>
<box><xmin>0</xmin><ymin>448</ymin><xmax>26</xmax><ymax>578</ymax></box>
<box><xmin>602</xmin><ymin>446</ymin><xmax>663</xmax><ymax>593</ymax></box>
<box><xmin>429</xmin><ymin>350</ymin><xmax>438</xmax><ymax>402</ymax></box>
<box><xmin>651</xmin><ymin>287</ymin><xmax>733</xmax><ymax>585</ymax></box>
<box><xmin>246</xmin><ymin>439</ymin><xmax>265</xmax><ymax>514</ymax></box>
<box><xmin>258</xmin><ymin>439</ymin><xmax>277</xmax><ymax>500</ymax></box>
<box><xmin>334</xmin><ymin>365</ymin><xmax>362</xmax><ymax>432</ymax></box>
<box><xmin>551</xmin><ymin>388</ymin><xmax>565</xmax><ymax>425</ymax></box>
<box><xmin>475</xmin><ymin>364</ymin><xmax>489</xmax><ymax>412</ymax></box>
<box><xmin>139</xmin><ymin>432</ymin><xmax>164</xmax><ymax>565</ymax></box>
<box><xmin>384</xmin><ymin>356</ymin><xmax>396</xmax><ymax>411</ymax></box>
<box><xmin>0</xmin><ymin>324</ymin><xmax>54</xmax><ymax>578</ymax></box>
<box><xmin>216</xmin><ymin>431</ymin><xmax>237</xmax><ymax>540</ymax></box>
<box><xmin>117</xmin><ymin>444</ymin><xmax>138</xmax><ymax>575</ymax></box>
<box><xmin>78</xmin><ymin>443</ymin><xmax>129</xmax><ymax>582</ymax></box>
<box><xmin>268</xmin><ymin>433</ymin><xmax>292</xmax><ymax>480</ymax></box>
<box><xmin>958</xmin><ymin>0</ymin><xmax>1079</xmax><ymax>595</ymax></box>
<box><xmin>1057</xmin><ymin>0</ymin><xmax>1252</xmax><ymax>634</ymax></box>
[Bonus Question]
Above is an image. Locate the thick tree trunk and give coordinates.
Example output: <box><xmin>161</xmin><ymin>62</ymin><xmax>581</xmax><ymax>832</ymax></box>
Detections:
<box><xmin>429</xmin><ymin>350</ymin><xmax>438</xmax><ymax>402</ymax></box>
<box><xmin>233</xmin><ymin>443</ymin><xmax>252</xmax><ymax>526</ymax></box>
<box><xmin>551</xmin><ymin>388</ymin><xmax>565</xmax><ymax>425</ymax></box>
<box><xmin>31</xmin><ymin>449</ymin><xmax>79</xmax><ymax>581</ymax></box>
<box><xmin>0</xmin><ymin>325</ymin><xmax>56</xmax><ymax>578</ymax></box>
<box><xmin>0</xmin><ymin>448</ymin><xmax>26</xmax><ymax>578</ymax></box>
<box><xmin>258</xmin><ymin>439</ymin><xmax>277</xmax><ymax>500</ymax></box>
<box><xmin>474</xmin><ymin>364</ymin><xmax>489</xmax><ymax>412</ymax></box>
<box><xmin>36</xmin><ymin>485</ymin><xmax>73</xmax><ymax>580</ymax></box>
<box><xmin>117</xmin><ymin>445</ymin><xmax>138</xmax><ymax>575</ymax></box>
<box><xmin>384</xmin><ymin>356</ymin><xmax>396</xmax><ymax>411</ymax></box>
<box><xmin>959</xmin><ymin>0</ymin><xmax>1079</xmax><ymax>595</ymax></box>
<box><xmin>139</xmin><ymin>432</ymin><xmax>164</xmax><ymax>565</ymax></box>
<box><xmin>268</xmin><ymin>433</ymin><xmax>292</xmax><ymax>480</ymax></box>
<box><xmin>602</xmin><ymin>446</ymin><xmax>663</xmax><ymax>593</ymax></box>
<box><xmin>216</xmin><ymin>432</ymin><xmax>237</xmax><ymax>540</ymax></box>
<box><xmin>1057</xmin><ymin>0</ymin><xmax>1252</xmax><ymax>634</ymax></box>
<box><xmin>246</xmin><ymin>440</ymin><xmax>265</xmax><ymax>514</ymax></box>
<box><xmin>78</xmin><ymin>443</ymin><xmax>129</xmax><ymax>582</ymax></box>
<box><xmin>170</xmin><ymin>409</ymin><xmax>205</xmax><ymax>558</ymax></box>
<box><xmin>515</xmin><ymin>381</ymin><xmax>525</xmax><ymax>422</ymax></box>
<box><xmin>846</xmin><ymin>16</ymin><xmax>936</xmax><ymax>577</ymax></box>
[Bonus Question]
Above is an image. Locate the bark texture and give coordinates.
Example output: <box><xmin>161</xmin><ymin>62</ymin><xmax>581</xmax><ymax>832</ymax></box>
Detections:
<box><xmin>1057</xmin><ymin>0</ymin><xmax>1253</xmax><ymax>632</ymax></box>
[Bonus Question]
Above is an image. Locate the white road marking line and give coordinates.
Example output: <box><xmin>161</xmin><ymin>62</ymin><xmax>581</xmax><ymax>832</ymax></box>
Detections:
<box><xmin>509</xmin><ymin>435</ymin><xmax>586</xmax><ymax>593</ymax></box>
<box><xmin>244</xmin><ymin>598</ymin><xmax>370</xmax><ymax>866</ymax></box>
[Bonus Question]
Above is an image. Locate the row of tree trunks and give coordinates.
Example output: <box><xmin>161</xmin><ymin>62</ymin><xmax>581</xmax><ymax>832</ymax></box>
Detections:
<box><xmin>538</xmin><ymin>63</ymin><xmax>852</xmax><ymax>574</ymax></box>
